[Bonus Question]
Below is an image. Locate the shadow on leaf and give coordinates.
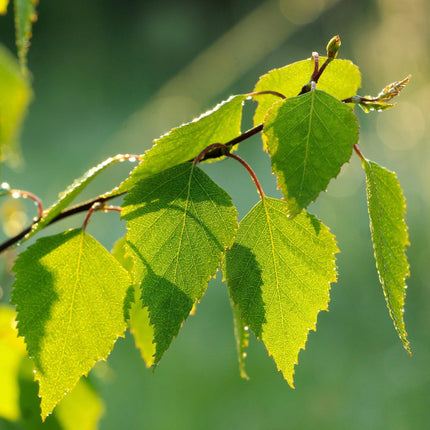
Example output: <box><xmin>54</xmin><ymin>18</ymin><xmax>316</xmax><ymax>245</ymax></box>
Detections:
<box><xmin>126</xmin><ymin>241</ymin><xmax>194</xmax><ymax>365</ymax></box>
<box><xmin>225</xmin><ymin>243</ymin><xmax>266</xmax><ymax>339</ymax></box>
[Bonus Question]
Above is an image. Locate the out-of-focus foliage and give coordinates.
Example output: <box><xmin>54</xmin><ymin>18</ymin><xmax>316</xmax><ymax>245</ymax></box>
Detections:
<box><xmin>0</xmin><ymin>45</ymin><xmax>31</xmax><ymax>165</ymax></box>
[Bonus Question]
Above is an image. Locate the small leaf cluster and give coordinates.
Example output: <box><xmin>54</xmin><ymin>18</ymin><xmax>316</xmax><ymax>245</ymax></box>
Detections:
<box><xmin>0</xmin><ymin>35</ymin><xmax>411</xmax><ymax>421</ymax></box>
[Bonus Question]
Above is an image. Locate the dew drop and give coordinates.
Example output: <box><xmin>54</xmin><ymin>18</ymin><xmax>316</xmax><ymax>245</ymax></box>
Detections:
<box><xmin>1</xmin><ymin>182</ymin><xmax>10</xmax><ymax>190</ymax></box>
<box><xmin>32</xmin><ymin>369</ymin><xmax>36</xmax><ymax>374</ymax></box>
<box><xmin>128</xmin><ymin>156</ymin><xmax>137</xmax><ymax>162</ymax></box>
<box><xmin>242</xmin><ymin>352</ymin><xmax>247</xmax><ymax>359</ymax></box>
<box><xmin>244</xmin><ymin>325</ymin><xmax>249</xmax><ymax>331</ymax></box>
<box><xmin>12</xmin><ymin>191</ymin><xmax>20</xmax><ymax>199</ymax></box>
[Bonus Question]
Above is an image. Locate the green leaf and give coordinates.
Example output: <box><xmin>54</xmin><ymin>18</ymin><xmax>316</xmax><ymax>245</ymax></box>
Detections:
<box><xmin>118</xmin><ymin>95</ymin><xmax>246</xmax><ymax>193</ymax></box>
<box><xmin>11</xmin><ymin>229</ymin><xmax>132</xmax><ymax>419</ymax></box>
<box><xmin>224</xmin><ymin>197</ymin><xmax>338</xmax><ymax>386</ymax></box>
<box><xmin>253</xmin><ymin>57</ymin><xmax>361</xmax><ymax>129</ymax></box>
<box><xmin>0</xmin><ymin>44</ymin><xmax>32</xmax><ymax>165</ymax></box>
<box><xmin>14</xmin><ymin>0</ymin><xmax>37</xmax><ymax>71</ymax></box>
<box><xmin>0</xmin><ymin>305</ymin><xmax>26</xmax><ymax>422</ymax></box>
<box><xmin>26</xmin><ymin>155</ymin><xmax>136</xmax><ymax>243</ymax></box>
<box><xmin>112</xmin><ymin>237</ymin><xmax>155</xmax><ymax>367</ymax></box>
<box><xmin>361</xmin><ymin>159</ymin><xmax>410</xmax><ymax>352</ymax></box>
<box><xmin>230</xmin><ymin>299</ymin><xmax>249</xmax><ymax>380</ymax></box>
<box><xmin>263</xmin><ymin>89</ymin><xmax>359</xmax><ymax>216</ymax></box>
<box><xmin>122</xmin><ymin>162</ymin><xmax>238</xmax><ymax>364</ymax></box>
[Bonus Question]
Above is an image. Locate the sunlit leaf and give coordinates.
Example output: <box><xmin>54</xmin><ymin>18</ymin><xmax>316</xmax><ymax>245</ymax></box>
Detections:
<box><xmin>253</xmin><ymin>57</ymin><xmax>361</xmax><ymax>132</ymax></box>
<box><xmin>122</xmin><ymin>163</ymin><xmax>238</xmax><ymax>364</ymax></box>
<box><xmin>362</xmin><ymin>158</ymin><xmax>410</xmax><ymax>352</ymax></box>
<box><xmin>263</xmin><ymin>89</ymin><xmax>359</xmax><ymax>216</ymax></box>
<box><xmin>11</xmin><ymin>229</ymin><xmax>131</xmax><ymax>419</ymax></box>
<box><xmin>25</xmin><ymin>155</ymin><xmax>137</xmax><ymax>243</ymax></box>
<box><xmin>224</xmin><ymin>197</ymin><xmax>338</xmax><ymax>386</ymax></box>
<box><xmin>118</xmin><ymin>95</ymin><xmax>246</xmax><ymax>193</ymax></box>
<box><xmin>0</xmin><ymin>44</ymin><xmax>32</xmax><ymax>165</ymax></box>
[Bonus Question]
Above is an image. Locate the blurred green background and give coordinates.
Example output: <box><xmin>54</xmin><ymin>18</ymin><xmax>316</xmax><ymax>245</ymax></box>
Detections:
<box><xmin>1</xmin><ymin>0</ymin><xmax>429</xmax><ymax>428</ymax></box>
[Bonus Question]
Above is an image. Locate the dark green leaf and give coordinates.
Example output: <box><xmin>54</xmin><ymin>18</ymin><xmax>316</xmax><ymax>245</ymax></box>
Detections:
<box><xmin>263</xmin><ymin>89</ymin><xmax>359</xmax><ymax>216</ymax></box>
<box><xmin>112</xmin><ymin>237</ymin><xmax>155</xmax><ymax>367</ymax></box>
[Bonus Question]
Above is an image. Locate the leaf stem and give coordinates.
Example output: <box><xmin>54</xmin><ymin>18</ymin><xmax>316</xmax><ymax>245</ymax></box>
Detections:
<box><xmin>313</xmin><ymin>57</ymin><xmax>332</xmax><ymax>83</ymax></box>
<box><xmin>193</xmin><ymin>143</ymin><xmax>229</xmax><ymax>166</ymax></box>
<box><xmin>225</xmin><ymin>152</ymin><xmax>265</xmax><ymax>200</ymax></box>
<box><xmin>0</xmin><ymin>184</ymin><xmax>43</xmax><ymax>221</ymax></box>
<box><xmin>353</xmin><ymin>144</ymin><xmax>365</xmax><ymax>160</ymax></box>
<box><xmin>247</xmin><ymin>90</ymin><xmax>286</xmax><ymax>100</ymax></box>
<box><xmin>82</xmin><ymin>203</ymin><xmax>122</xmax><ymax>231</ymax></box>
<box><xmin>194</xmin><ymin>123</ymin><xmax>264</xmax><ymax>163</ymax></box>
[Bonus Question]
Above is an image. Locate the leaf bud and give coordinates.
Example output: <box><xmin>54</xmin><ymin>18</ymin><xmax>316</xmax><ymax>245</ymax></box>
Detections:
<box><xmin>326</xmin><ymin>35</ymin><xmax>341</xmax><ymax>59</ymax></box>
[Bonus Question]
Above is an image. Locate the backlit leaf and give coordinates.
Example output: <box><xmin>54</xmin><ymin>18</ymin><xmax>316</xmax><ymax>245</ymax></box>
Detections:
<box><xmin>263</xmin><ymin>89</ymin><xmax>359</xmax><ymax>216</ymax></box>
<box><xmin>14</xmin><ymin>0</ymin><xmax>38</xmax><ymax>71</ymax></box>
<box><xmin>0</xmin><ymin>44</ymin><xmax>32</xmax><ymax>165</ymax></box>
<box><xmin>253</xmin><ymin>57</ymin><xmax>361</xmax><ymax>130</ymax></box>
<box><xmin>11</xmin><ymin>229</ymin><xmax>132</xmax><ymax>419</ymax></box>
<box><xmin>224</xmin><ymin>197</ymin><xmax>338</xmax><ymax>386</ymax></box>
<box><xmin>26</xmin><ymin>155</ymin><xmax>137</xmax><ymax>242</ymax></box>
<box><xmin>122</xmin><ymin>163</ymin><xmax>238</xmax><ymax>364</ymax></box>
<box><xmin>119</xmin><ymin>95</ymin><xmax>246</xmax><ymax>193</ymax></box>
<box><xmin>362</xmin><ymin>158</ymin><xmax>410</xmax><ymax>352</ymax></box>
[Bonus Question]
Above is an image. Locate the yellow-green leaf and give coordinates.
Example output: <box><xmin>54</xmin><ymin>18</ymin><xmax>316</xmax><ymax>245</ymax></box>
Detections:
<box><xmin>224</xmin><ymin>197</ymin><xmax>338</xmax><ymax>386</ymax></box>
<box><xmin>362</xmin><ymin>158</ymin><xmax>410</xmax><ymax>352</ymax></box>
<box><xmin>11</xmin><ymin>229</ymin><xmax>132</xmax><ymax>419</ymax></box>
<box><xmin>253</xmin><ymin>57</ymin><xmax>361</xmax><ymax>147</ymax></box>
<box><xmin>119</xmin><ymin>95</ymin><xmax>246</xmax><ymax>193</ymax></box>
<box><xmin>122</xmin><ymin>163</ymin><xmax>238</xmax><ymax>364</ymax></box>
<box><xmin>0</xmin><ymin>44</ymin><xmax>32</xmax><ymax>165</ymax></box>
<box><xmin>26</xmin><ymin>155</ymin><xmax>135</xmax><ymax>243</ymax></box>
